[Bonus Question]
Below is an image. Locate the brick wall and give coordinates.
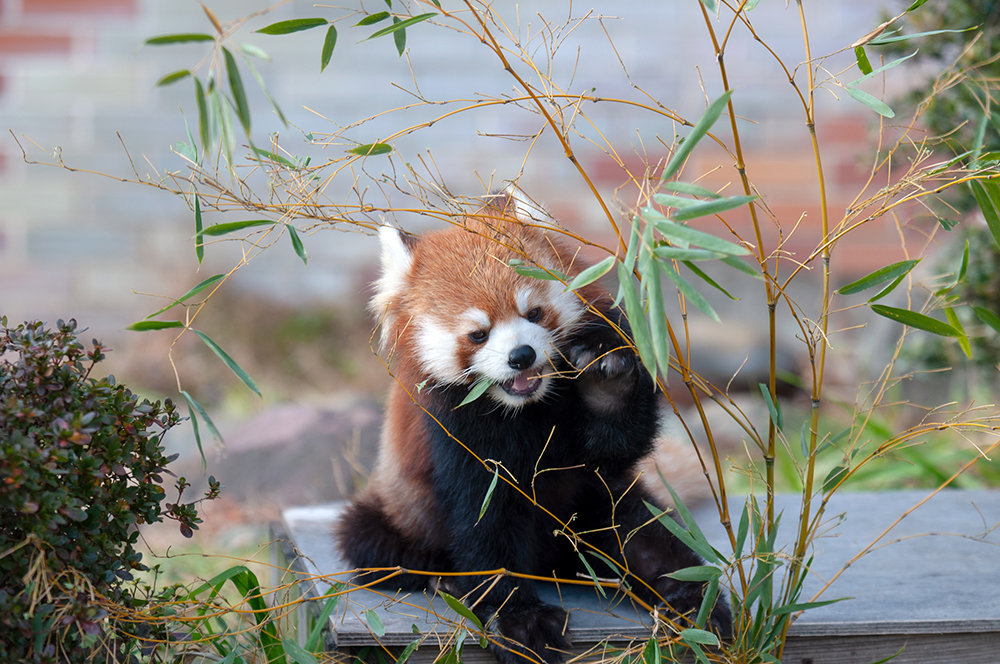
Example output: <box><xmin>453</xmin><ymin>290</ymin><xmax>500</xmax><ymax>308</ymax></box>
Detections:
<box><xmin>0</xmin><ymin>0</ymin><xmax>920</xmax><ymax>370</ymax></box>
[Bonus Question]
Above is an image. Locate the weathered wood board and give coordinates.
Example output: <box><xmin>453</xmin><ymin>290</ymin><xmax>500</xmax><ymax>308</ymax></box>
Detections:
<box><xmin>274</xmin><ymin>490</ymin><xmax>1000</xmax><ymax>664</ymax></box>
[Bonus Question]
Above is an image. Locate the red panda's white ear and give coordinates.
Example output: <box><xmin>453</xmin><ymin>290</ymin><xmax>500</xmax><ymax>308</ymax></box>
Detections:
<box><xmin>501</xmin><ymin>184</ymin><xmax>553</xmax><ymax>225</ymax></box>
<box><xmin>376</xmin><ymin>226</ymin><xmax>414</xmax><ymax>298</ymax></box>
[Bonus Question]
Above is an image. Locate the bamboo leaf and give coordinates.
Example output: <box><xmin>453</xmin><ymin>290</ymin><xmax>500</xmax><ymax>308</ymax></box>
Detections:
<box><xmin>145</xmin><ymin>274</ymin><xmax>225</xmax><ymax>319</ymax></box>
<box><xmin>697</xmin><ymin>0</ymin><xmax>717</xmax><ymax>15</ymax></box>
<box><xmin>396</xmin><ymin>635</ymin><xmax>422</xmax><ymax>664</ymax></box>
<box><xmin>180</xmin><ymin>390</ymin><xmax>221</xmax><ymax>468</ymax></box>
<box><xmin>145</xmin><ymin>33</ymin><xmax>215</xmax><ymax>45</ymax></box>
<box><xmin>614</xmin><ymin>218</ymin><xmax>641</xmax><ymax>307</ymax></box>
<box><xmin>288</xmin><ymin>225</ymin><xmax>308</xmax><ymax>265</ymax></box>
<box><xmin>673</xmin><ymin>195</ymin><xmax>756</xmax><ymax>222</ymax></box>
<box><xmin>868</xmin><ymin>274</ymin><xmax>906</xmax><ymax>303</ymax></box>
<box><xmin>321</xmin><ymin>25</ymin><xmax>338</xmax><ymax>72</ymax></box>
<box><xmin>439</xmin><ymin>592</ymin><xmax>485</xmax><ymax>633</ymax></box>
<box><xmin>251</xmin><ymin>147</ymin><xmax>296</xmax><ymax>168</ymax></box>
<box><xmin>565</xmin><ymin>256</ymin><xmax>614</xmax><ymax>292</ymax></box>
<box><xmin>772</xmin><ymin>597</ymin><xmax>851</xmax><ymax>615</ymax></box>
<box><xmin>577</xmin><ymin>551</ymin><xmax>607</xmax><ymax>598</ymax></box>
<box><xmin>348</xmin><ymin>142</ymin><xmax>393</xmax><ymax>156</ymax></box>
<box><xmin>848</xmin><ymin>51</ymin><xmax>917</xmax><ymax>86</ymax></box>
<box><xmin>869</xmin><ymin>27</ymin><xmax>975</xmax><ymax>46</ymax></box>
<box><xmin>645</xmin><ymin>261</ymin><xmax>671</xmax><ymax>372</ymax></box>
<box><xmin>945</xmin><ymin>308</ymin><xmax>972</xmax><ymax>358</ymax></box>
<box><xmin>665</xmin><ymin>566</ymin><xmax>721</xmax><ymax>582</ymax></box>
<box><xmin>304</xmin><ymin>588</ymin><xmax>342</xmax><ymax>653</ymax></box>
<box><xmin>642</xmin><ymin>636</ymin><xmax>661</xmax><ymax>664</ymax></box>
<box><xmin>126</xmin><ymin>320</ymin><xmax>185</xmax><ymax>331</ymax></box>
<box><xmin>680</xmin><ymin>628</ymin><xmax>719</xmax><ymax>647</ymax></box>
<box><xmin>973</xmin><ymin>306</ymin><xmax>1000</xmax><ymax>336</ymax></box>
<box><xmin>157</xmin><ymin>69</ymin><xmax>191</xmax><ymax>87</ymax></box>
<box><xmin>240</xmin><ymin>43</ymin><xmax>270</xmax><ymax>61</ymax></box>
<box><xmin>194</xmin><ymin>77</ymin><xmax>210</xmax><ymax>154</ymax></box>
<box><xmin>651</xmin><ymin>215</ymin><xmax>750</xmax><ymax>256</ymax></box>
<box><xmin>283</xmin><ymin>638</ymin><xmax>319</xmax><ymax>664</ymax></box>
<box><xmin>618</xmin><ymin>262</ymin><xmax>657</xmax><ymax>379</ymax></box>
<box><xmin>969</xmin><ymin>179</ymin><xmax>1000</xmax><ymax>249</ymax></box>
<box><xmin>655</xmin><ymin>247</ymin><xmax>725</xmax><ymax>262</ymax></box>
<box><xmin>256</xmin><ymin>18</ymin><xmax>329</xmax><ymax>35</ymax></box>
<box><xmin>721</xmin><ymin>254</ymin><xmax>763</xmax><ymax>279</ymax></box>
<box><xmin>199</xmin><ymin>220</ymin><xmax>275</xmax><ymax>236</ymax></box>
<box><xmin>659</xmin><ymin>181</ymin><xmax>721</xmax><ymax>199</ymax></box>
<box><xmin>870</xmin><ymin>305</ymin><xmax>961</xmax><ymax>337</ymax></box>
<box><xmin>838</xmin><ymin>259</ymin><xmax>920</xmax><ymax>294</ymax></box>
<box><xmin>243</xmin><ymin>57</ymin><xmax>287</xmax><ymax>128</ymax></box>
<box><xmin>854</xmin><ymin>46</ymin><xmax>873</xmax><ymax>75</ymax></box>
<box><xmin>222</xmin><ymin>47</ymin><xmax>251</xmax><ymax>134</ymax></box>
<box><xmin>661</xmin><ymin>90</ymin><xmax>733</xmax><ymax>182</ymax></box>
<box><xmin>456</xmin><ymin>378</ymin><xmax>492</xmax><ymax>408</ymax></box>
<box><xmin>193</xmin><ymin>330</ymin><xmax>262</xmax><ymax>398</ymax></box>
<box><xmin>653</xmin><ymin>193</ymin><xmax>702</xmax><ymax>209</ymax></box>
<box><xmin>695</xmin><ymin>575</ymin><xmax>720</xmax><ymax>629</ymax></box>
<box><xmin>509</xmin><ymin>259</ymin><xmax>567</xmax><ymax>281</ymax></box>
<box><xmin>355</xmin><ymin>11</ymin><xmax>390</xmax><ymax>26</ymax></box>
<box><xmin>364</xmin><ymin>609</ymin><xmax>385</xmax><ymax>637</ymax></box>
<box><xmin>734</xmin><ymin>500</ymin><xmax>751</xmax><ymax>560</ymax></box>
<box><xmin>823</xmin><ymin>465</ymin><xmax>848</xmax><ymax>493</ymax></box>
<box><xmin>393</xmin><ymin>18</ymin><xmax>406</xmax><ymax>55</ymax></box>
<box><xmin>759</xmin><ymin>383</ymin><xmax>783</xmax><ymax>430</ymax></box>
<box><xmin>662</xmin><ymin>263</ymin><xmax>720</xmax><ymax>322</ymax></box>
<box><xmin>476</xmin><ymin>467</ymin><xmax>499</xmax><ymax>524</ymax></box>
<box><xmin>194</xmin><ymin>193</ymin><xmax>204</xmax><ymax>264</ymax></box>
<box><xmin>845</xmin><ymin>86</ymin><xmax>895</xmax><ymax>118</ymax></box>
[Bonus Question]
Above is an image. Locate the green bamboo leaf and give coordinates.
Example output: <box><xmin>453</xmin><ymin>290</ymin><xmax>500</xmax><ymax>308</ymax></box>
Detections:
<box><xmin>355</xmin><ymin>11</ymin><xmax>390</xmax><ymax>26</ymax></box>
<box><xmin>661</xmin><ymin>90</ymin><xmax>733</xmax><ymax>182</ymax></box>
<box><xmin>823</xmin><ymin>465</ymin><xmax>848</xmax><ymax>493</ymax></box>
<box><xmin>906</xmin><ymin>0</ymin><xmax>929</xmax><ymax>10</ymax></box>
<box><xmin>199</xmin><ymin>220</ymin><xmax>276</xmax><ymax>236</ymax></box>
<box><xmin>854</xmin><ymin>46</ymin><xmax>873</xmax><ymax>75</ymax></box>
<box><xmin>772</xmin><ymin>597</ymin><xmax>850</xmax><ymax>615</ymax></box>
<box><xmin>180</xmin><ymin>390</ymin><xmax>222</xmax><ymax>466</ymax></box>
<box><xmin>476</xmin><ymin>467</ymin><xmax>499</xmax><ymax>524</ymax></box>
<box><xmin>288</xmin><ymin>225</ymin><xmax>308</xmax><ymax>265</ymax></box>
<box><xmin>392</xmin><ymin>17</ymin><xmax>407</xmax><ymax>55</ymax></box>
<box><xmin>680</xmin><ymin>628</ymin><xmax>719</xmax><ymax>647</ymax></box>
<box><xmin>509</xmin><ymin>259</ymin><xmax>567</xmax><ymax>281</ymax></box>
<box><xmin>869</xmin><ymin>26</ymin><xmax>975</xmax><ymax>46</ymax></box>
<box><xmin>283</xmin><ymin>637</ymin><xmax>319</xmax><ymax>664</ymax></box>
<box><xmin>565</xmin><ymin>256</ymin><xmax>615</xmax><ymax>292</ymax></box>
<box><xmin>250</xmin><ymin>147</ymin><xmax>296</xmax><ymax>168</ymax></box>
<box><xmin>969</xmin><ymin>179</ymin><xmax>1000</xmax><ymax>249</ymax></box>
<box><xmin>734</xmin><ymin>500</ymin><xmax>751</xmax><ymax>560</ymax></box>
<box><xmin>126</xmin><ymin>320</ymin><xmax>185</xmax><ymax>331</ymax></box>
<box><xmin>759</xmin><ymin>383</ymin><xmax>783</xmax><ymax>431</ymax></box>
<box><xmin>348</xmin><ymin>142</ymin><xmax>393</xmax><ymax>156</ymax></box>
<box><xmin>321</xmin><ymin>25</ymin><xmax>338</xmax><ymax>72</ymax></box>
<box><xmin>653</xmin><ymin>471</ymin><xmax>716</xmax><ymax>558</ymax></box>
<box><xmin>457</xmin><ymin>378</ymin><xmax>492</xmax><ymax>408</ymax></box>
<box><xmin>651</xmin><ymin>216</ymin><xmax>750</xmax><ymax>256</ymax></box>
<box><xmin>618</xmin><ymin>262</ymin><xmax>657</xmax><ymax>379</ymax></box>
<box><xmin>194</xmin><ymin>77</ymin><xmax>210</xmax><ymax>154</ymax></box>
<box><xmin>848</xmin><ymin>51</ymin><xmax>917</xmax><ymax>86</ymax></box>
<box><xmin>653</xmin><ymin>193</ymin><xmax>702</xmax><ymax>209</ymax></box>
<box><xmin>175</xmin><ymin>142</ymin><xmax>197</xmax><ymax>162</ymax></box>
<box><xmin>396</xmin><ymin>635</ymin><xmax>422</xmax><ymax>664</ymax></box>
<box><xmin>695</xmin><ymin>575</ymin><xmax>720</xmax><ymax>628</ymax></box>
<box><xmin>721</xmin><ymin>254</ymin><xmax>763</xmax><ymax>279</ymax></box>
<box><xmin>973</xmin><ymin>306</ymin><xmax>1000</xmax><ymax>336</ymax></box>
<box><xmin>697</xmin><ymin>0</ymin><xmax>717</xmax><ymax>14</ymax></box>
<box><xmin>243</xmin><ymin>57</ymin><xmax>287</xmax><ymax>128</ymax></box>
<box><xmin>156</xmin><ymin>69</ymin><xmax>191</xmax><ymax>87</ymax></box>
<box><xmin>614</xmin><ymin>218</ymin><xmax>641</xmax><ymax>307</ymax></box>
<box><xmin>577</xmin><ymin>551</ymin><xmax>607</xmax><ymax>598</ymax></box>
<box><xmin>642</xmin><ymin>636</ymin><xmax>661</xmax><ymax>664</ymax></box>
<box><xmin>145</xmin><ymin>274</ymin><xmax>225</xmax><ymax>319</ymax></box>
<box><xmin>645</xmin><ymin>261</ymin><xmax>671</xmax><ymax>373</ymax></box>
<box><xmin>145</xmin><ymin>33</ymin><xmax>215</xmax><ymax>45</ymax></box>
<box><xmin>194</xmin><ymin>194</ymin><xmax>204</xmax><ymax>264</ymax></box>
<box><xmin>654</xmin><ymin>247</ymin><xmax>725</xmax><ymax>261</ymax></box>
<box><xmin>870</xmin><ymin>305</ymin><xmax>961</xmax><ymax>337</ymax></box>
<box><xmin>868</xmin><ymin>274</ymin><xmax>906</xmax><ymax>303</ymax></box>
<box><xmin>659</xmin><ymin>181</ymin><xmax>721</xmax><ymax>199</ymax></box>
<box><xmin>193</xmin><ymin>330</ymin><xmax>262</xmax><ymax>397</ymax></box>
<box><xmin>439</xmin><ymin>592</ymin><xmax>485</xmax><ymax>632</ymax></box>
<box><xmin>662</xmin><ymin>263</ymin><xmax>720</xmax><ymax>322</ymax></box>
<box><xmin>665</xmin><ymin>566</ymin><xmax>721</xmax><ymax>582</ymax></box>
<box><xmin>673</xmin><ymin>195</ymin><xmax>757</xmax><ymax>222</ymax></box>
<box><xmin>256</xmin><ymin>18</ymin><xmax>329</xmax><ymax>35</ymax></box>
<box><xmin>838</xmin><ymin>259</ymin><xmax>920</xmax><ymax>295</ymax></box>
<box><xmin>945</xmin><ymin>308</ymin><xmax>972</xmax><ymax>358</ymax></box>
<box><xmin>222</xmin><ymin>47</ymin><xmax>251</xmax><ymax>135</ymax></box>
<box><xmin>304</xmin><ymin>587</ymin><xmax>342</xmax><ymax>652</ymax></box>
<box><xmin>240</xmin><ymin>43</ymin><xmax>270</xmax><ymax>61</ymax></box>
<box><xmin>845</xmin><ymin>86</ymin><xmax>895</xmax><ymax>118</ymax></box>
<box><xmin>364</xmin><ymin>609</ymin><xmax>385</xmax><ymax>637</ymax></box>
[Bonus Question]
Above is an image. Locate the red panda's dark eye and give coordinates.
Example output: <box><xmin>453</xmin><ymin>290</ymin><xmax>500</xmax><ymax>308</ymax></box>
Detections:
<box><xmin>526</xmin><ymin>307</ymin><xmax>542</xmax><ymax>323</ymax></box>
<box><xmin>469</xmin><ymin>330</ymin><xmax>489</xmax><ymax>343</ymax></box>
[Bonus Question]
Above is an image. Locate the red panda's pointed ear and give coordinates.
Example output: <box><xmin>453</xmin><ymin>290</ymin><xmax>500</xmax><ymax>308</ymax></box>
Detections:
<box><xmin>491</xmin><ymin>184</ymin><xmax>552</xmax><ymax>225</ymax></box>
<box><xmin>377</xmin><ymin>226</ymin><xmax>416</xmax><ymax>293</ymax></box>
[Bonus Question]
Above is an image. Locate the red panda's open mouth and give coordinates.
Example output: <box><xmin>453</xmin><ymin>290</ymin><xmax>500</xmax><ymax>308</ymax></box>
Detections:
<box><xmin>500</xmin><ymin>368</ymin><xmax>543</xmax><ymax>397</ymax></box>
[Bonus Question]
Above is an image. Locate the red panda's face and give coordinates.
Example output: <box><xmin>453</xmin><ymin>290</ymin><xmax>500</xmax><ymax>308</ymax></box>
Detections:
<box><xmin>371</xmin><ymin>223</ymin><xmax>587</xmax><ymax>409</ymax></box>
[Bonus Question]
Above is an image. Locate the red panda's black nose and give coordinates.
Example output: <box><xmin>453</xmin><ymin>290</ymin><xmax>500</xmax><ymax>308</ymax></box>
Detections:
<box><xmin>508</xmin><ymin>345</ymin><xmax>536</xmax><ymax>371</ymax></box>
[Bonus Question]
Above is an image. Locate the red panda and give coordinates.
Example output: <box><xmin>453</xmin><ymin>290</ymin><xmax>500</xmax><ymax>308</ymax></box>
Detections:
<box><xmin>335</xmin><ymin>190</ymin><xmax>730</xmax><ymax>664</ymax></box>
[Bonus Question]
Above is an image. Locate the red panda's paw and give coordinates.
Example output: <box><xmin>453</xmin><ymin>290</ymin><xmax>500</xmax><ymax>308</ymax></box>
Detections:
<box><xmin>567</xmin><ymin>326</ymin><xmax>641</xmax><ymax>414</ymax></box>
<box><xmin>490</xmin><ymin>600</ymin><xmax>571</xmax><ymax>664</ymax></box>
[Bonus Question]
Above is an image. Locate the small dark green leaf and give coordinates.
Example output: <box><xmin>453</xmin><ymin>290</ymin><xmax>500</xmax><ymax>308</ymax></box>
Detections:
<box><xmin>854</xmin><ymin>46</ymin><xmax>873</xmax><ymax>75</ymax></box>
<box><xmin>457</xmin><ymin>378</ymin><xmax>492</xmax><ymax>408</ymax></box>
<box><xmin>945</xmin><ymin>308</ymin><xmax>972</xmax><ymax>358</ymax></box>
<box><xmin>868</xmin><ymin>274</ymin><xmax>906</xmax><ymax>303</ymax></box>
<box><xmin>838</xmin><ymin>259</ymin><xmax>920</xmax><ymax>295</ymax></box>
<box><xmin>577</xmin><ymin>551</ymin><xmax>607</xmax><ymax>598</ymax></box>
<box><xmin>250</xmin><ymin>147</ymin><xmax>296</xmax><ymax>168</ymax></box>
<box><xmin>772</xmin><ymin>597</ymin><xmax>851</xmax><ymax>615</ymax></box>
<box><xmin>145</xmin><ymin>274</ymin><xmax>225</xmax><ymax>319</ymax></box>
<box><xmin>973</xmin><ymin>306</ymin><xmax>1000</xmax><ymax>336</ymax></box>
<box><xmin>194</xmin><ymin>77</ymin><xmax>210</xmax><ymax>153</ymax></box>
<box><xmin>194</xmin><ymin>194</ymin><xmax>204</xmax><ymax>265</ymax></box>
<box><xmin>672</xmin><ymin>195</ymin><xmax>756</xmax><ymax>222</ymax></box>
<box><xmin>355</xmin><ymin>11</ymin><xmax>390</xmax><ymax>26</ymax></box>
<box><xmin>145</xmin><ymin>33</ymin><xmax>215</xmax><ymax>45</ymax></box>
<box><xmin>156</xmin><ymin>69</ymin><xmax>191</xmax><ymax>87</ymax></box>
<box><xmin>396</xmin><ymin>635</ymin><xmax>422</xmax><ymax>664</ymax></box>
<box><xmin>256</xmin><ymin>18</ymin><xmax>329</xmax><ymax>35</ymax></box>
<box><xmin>321</xmin><ymin>25</ymin><xmax>338</xmax><ymax>72</ymax></box>
<box><xmin>348</xmin><ymin>142</ymin><xmax>393</xmax><ymax>156</ymax></box>
<box><xmin>393</xmin><ymin>18</ymin><xmax>406</xmax><ymax>55</ymax></box>
<box><xmin>565</xmin><ymin>256</ymin><xmax>614</xmax><ymax>292</ymax></box>
<box><xmin>662</xmin><ymin>90</ymin><xmax>733</xmax><ymax>182</ymax></box>
<box><xmin>823</xmin><ymin>465</ymin><xmax>848</xmax><ymax>493</ymax></box>
<box><xmin>969</xmin><ymin>180</ymin><xmax>1000</xmax><ymax>249</ymax></box>
<box><xmin>126</xmin><ymin>320</ymin><xmax>184</xmax><ymax>331</ymax></box>
<box><xmin>509</xmin><ymin>259</ymin><xmax>567</xmax><ymax>281</ymax></box>
<box><xmin>223</xmin><ymin>47</ymin><xmax>251</xmax><ymax>134</ymax></box>
<box><xmin>305</xmin><ymin>588</ymin><xmax>342</xmax><ymax>652</ymax></box>
<box><xmin>439</xmin><ymin>592</ymin><xmax>485</xmax><ymax>632</ymax></box>
<box><xmin>288</xmin><ymin>225</ymin><xmax>308</xmax><ymax>265</ymax></box>
<box><xmin>695</xmin><ymin>574</ymin><xmax>719</xmax><ymax>628</ymax></box>
<box><xmin>845</xmin><ymin>86</ymin><xmax>894</xmax><ymax>118</ymax></box>
<box><xmin>870</xmin><ymin>305</ymin><xmax>961</xmax><ymax>337</ymax></box>
<box><xmin>642</xmin><ymin>637</ymin><xmax>661</xmax><ymax>664</ymax></box>
<box><xmin>200</xmin><ymin>220</ymin><xmax>275</xmax><ymax>237</ymax></box>
<box><xmin>364</xmin><ymin>609</ymin><xmax>385</xmax><ymax>637</ymax></box>
<box><xmin>180</xmin><ymin>390</ymin><xmax>222</xmax><ymax>466</ymax></box>
<box><xmin>734</xmin><ymin>500</ymin><xmax>750</xmax><ymax>560</ymax></box>
<box><xmin>193</xmin><ymin>330</ymin><xmax>262</xmax><ymax>398</ymax></box>
<box><xmin>759</xmin><ymin>383</ymin><xmax>783</xmax><ymax>430</ymax></box>
<box><xmin>476</xmin><ymin>467</ymin><xmax>499</xmax><ymax>524</ymax></box>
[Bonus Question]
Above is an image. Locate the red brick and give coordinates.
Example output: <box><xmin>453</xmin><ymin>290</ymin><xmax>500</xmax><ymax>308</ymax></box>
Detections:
<box><xmin>0</xmin><ymin>31</ymin><xmax>71</xmax><ymax>54</ymax></box>
<box><xmin>23</xmin><ymin>0</ymin><xmax>134</xmax><ymax>13</ymax></box>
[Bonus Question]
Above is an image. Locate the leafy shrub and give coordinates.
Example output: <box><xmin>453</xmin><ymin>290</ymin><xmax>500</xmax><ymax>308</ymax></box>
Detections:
<box><xmin>0</xmin><ymin>318</ymin><xmax>218</xmax><ymax>663</ymax></box>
